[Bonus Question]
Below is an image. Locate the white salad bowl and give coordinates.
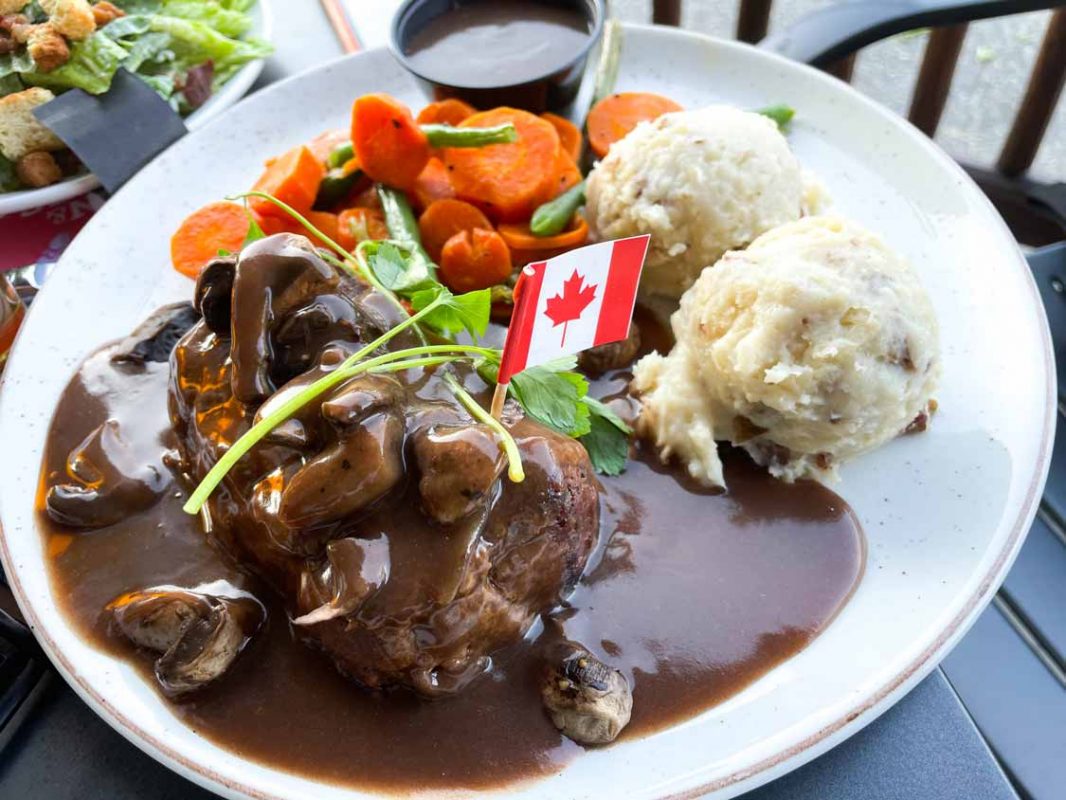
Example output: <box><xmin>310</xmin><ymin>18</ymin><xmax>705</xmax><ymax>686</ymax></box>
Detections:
<box><xmin>0</xmin><ymin>0</ymin><xmax>274</xmax><ymax>217</ymax></box>
<box><xmin>0</xmin><ymin>24</ymin><xmax>1054</xmax><ymax>800</ymax></box>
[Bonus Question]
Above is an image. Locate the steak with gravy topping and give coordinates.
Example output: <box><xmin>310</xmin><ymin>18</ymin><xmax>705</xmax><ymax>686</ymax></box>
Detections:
<box><xmin>168</xmin><ymin>234</ymin><xmax>600</xmax><ymax>695</ymax></box>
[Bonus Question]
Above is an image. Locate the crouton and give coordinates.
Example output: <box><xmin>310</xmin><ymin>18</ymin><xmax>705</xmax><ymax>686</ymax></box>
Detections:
<box><xmin>40</xmin><ymin>0</ymin><xmax>95</xmax><ymax>40</ymax></box>
<box><xmin>27</xmin><ymin>22</ymin><xmax>69</xmax><ymax>71</ymax></box>
<box><xmin>0</xmin><ymin>88</ymin><xmax>65</xmax><ymax>160</ymax></box>
<box><xmin>91</xmin><ymin>1</ymin><xmax>123</xmax><ymax>26</ymax></box>
<box><xmin>0</xmin><ymin>1</ymin><xmax>27</xmax><ymax>16</ymax></box>
<box><xmin>15</xmin><ymin>150</ymin><xmax>63</xmax><ymax>187</ymax></box>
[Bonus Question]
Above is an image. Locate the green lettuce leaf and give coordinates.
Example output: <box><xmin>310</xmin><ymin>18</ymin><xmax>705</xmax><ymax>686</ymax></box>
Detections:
<box><xmin>144</xmin><ymin>16</ymin><xmax>270</xmax><ymax>82</ymax></box>
<box><xmin>161</xmin><ymin>0</ymin><xmax>252</xmax><ymax>37</ymax></box>
<box><xmin>0</xmin><ymin>154</ymin><xmax>21</xmax><ymax>192</ymax></box>
<box><xmin>119</xmin><ymin>31</ymin><xmax>174</xmax><ymax>73</ymax></box>
<box><xmin>103</xmin><ymin>14</ymin><xmax>153</xmax><ymax>38</ymax></box>
<box><xmin>22</xmin><ymin>33</ymin><xmax>127</xmax><ymax>94</ymax></box>
<box><xmin>0</xmin><ymin>50</ymin><xmax>35</xmax><ymax>80</ymax></box>
<box><xmin>0</xmin><ymin>73</ymin><xmax>24</xmax><ymax>96</ymax></box>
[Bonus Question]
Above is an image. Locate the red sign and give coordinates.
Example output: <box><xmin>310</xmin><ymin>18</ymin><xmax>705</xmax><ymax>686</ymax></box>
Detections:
<box><xmin>0</xmin><ymin>192</ymin><xmax>105</xmax><ymax>272</ymax></box>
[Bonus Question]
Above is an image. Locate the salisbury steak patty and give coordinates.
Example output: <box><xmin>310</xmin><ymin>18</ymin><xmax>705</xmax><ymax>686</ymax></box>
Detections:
<box><xmin>169</xmin><ymin>234</ymin><xmax>600</xmax><ymax>695</ymax></box>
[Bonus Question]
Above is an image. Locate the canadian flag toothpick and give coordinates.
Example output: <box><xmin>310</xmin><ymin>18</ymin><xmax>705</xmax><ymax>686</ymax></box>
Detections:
<box><xmin>498</xmin><ymin>235</ymin><xmax>651</xmax><ymax>386</ymax></box>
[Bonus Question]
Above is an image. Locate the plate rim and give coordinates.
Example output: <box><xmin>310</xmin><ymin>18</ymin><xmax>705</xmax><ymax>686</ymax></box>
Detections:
<box><xmin>0</xmin><ymin>23</ymin><xmax>1056</xmax><ymax>800</ymax></box>
<box><xmin>0</xmin><ymin>0</ymin><xmax>275</xmax><ymax>217</ymax></box>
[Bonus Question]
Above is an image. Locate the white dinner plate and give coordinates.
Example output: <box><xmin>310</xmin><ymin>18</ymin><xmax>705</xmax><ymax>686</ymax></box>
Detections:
<box><xmin>0</xmin><ymin>0</ymin><xmax>274</xmax><ymax>217</ymax></box>
<box><xmin>0</xmin><ymin>24</ymin><xmax>1055</xmax><ymax>800</ymax></box>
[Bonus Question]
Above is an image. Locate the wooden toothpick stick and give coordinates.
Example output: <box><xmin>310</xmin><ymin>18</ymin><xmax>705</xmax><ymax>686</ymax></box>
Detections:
<box><xmin>490</xmin><ymin>382</ymin><xmax>508</xmax><ymax>420</ymax></box>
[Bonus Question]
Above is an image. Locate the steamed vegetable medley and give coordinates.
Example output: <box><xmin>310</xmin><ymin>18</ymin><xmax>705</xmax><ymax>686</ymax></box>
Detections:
<box><xmin>0</xmin><ymin>0</ymin><xmax>269</xmax><ymax>192</ymax></box>
<box><xmin>167</xmin><ymin>90</ymin><xmax>707</xmax><ymax>475</ymax></box>
<box><xmin>170</xmin><ymin>92</ymin><xmax>685</xmax><ymax>294</ymax></box>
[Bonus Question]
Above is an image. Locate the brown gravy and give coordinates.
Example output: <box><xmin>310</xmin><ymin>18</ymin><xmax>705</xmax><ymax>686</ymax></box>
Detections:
<box><xmin>404</xmin><ymin>1</ymin><xmax>591</xmax><ymax>88</ymax></box>
<box><xmin>38</xmin><ymin>331</ymin><xmax>864</xmax><ymax>792</ymax></box>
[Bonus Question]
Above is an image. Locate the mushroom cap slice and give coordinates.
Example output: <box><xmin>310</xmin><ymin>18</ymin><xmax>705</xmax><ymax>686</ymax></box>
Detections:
<box><xmin>109</xmin><ymin>588</ymin><xmax>263</xmax><ymax>697</ymax></box>
<box><xmin>541</xmin><ymin>643</ymin><xmax>633</xmax><ymax>745</ymax></box>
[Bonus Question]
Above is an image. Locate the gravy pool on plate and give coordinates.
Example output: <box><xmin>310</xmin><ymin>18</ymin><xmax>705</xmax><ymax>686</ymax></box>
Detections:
<box><xmin>38</xmin><ymin>276</ymin><xmax>863</xmax><ymax>791</ymax></box>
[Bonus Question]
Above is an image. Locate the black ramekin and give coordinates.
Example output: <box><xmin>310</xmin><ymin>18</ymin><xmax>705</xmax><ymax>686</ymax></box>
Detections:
<box><xmin>391</xmin><ymin>0</ymin><xmax>605</xmax><ymax>114</ymax></box>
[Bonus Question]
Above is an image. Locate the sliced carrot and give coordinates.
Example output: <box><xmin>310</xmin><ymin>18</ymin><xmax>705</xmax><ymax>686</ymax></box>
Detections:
<box><xmin>553</xmin><ymin>148</ymin><xmax>582</xmax><ymax>197</ymax></box>
<box><xmin>351</xmin><ymin>93</ymin><xmax>430</xmax><ymax>190</ymax></box>
<box><xmin>587</xmin><ymin>92</ymin><xmax>683</xmax><ymax>159</ymax></box>
<box><xmin>307</xmin><ymin>210</ymin><xmax>340</xmax><ymax>244</ymax></box>
<box><xmin>171</xmin><ymin>201</ymin><xmax>251</xmax><ymax>279</ymax></box>
<box><xmin>409</xmin><ymin>157</ymin><xmax>455</xmax><ymax>212</ymax></box>
<box><xmin>337</xmin><ymin>207</ymin><xmax>389</xmax><ymax>251</ymax></box>
<box><xmin>442</xmin><ymin>107</ymin><xmax>560</xmax><ymax>223</ymax></box>
<box><xmin>498</xmin><ymin>214</ymin><xmax>588</xmax><ymax>252</ymax></box>
<box><xmin>418</xmin><ymin>198</ymin><xmax>492</xmax><ymax>262</ymax></box>
<box><xmin>541</xmin><ymin>112</ymin><xmax>581</xmax><ymax>161</ymax></box>
<box><xmin>307</xmin><ymin>128</ymin><xmax>350</xmax><ymax>164</ymax></box>
<box><xmin>249</xmin><ymin>145</ymin><xmax>325</xmax><ymax>219</ymax></box>
<box><xmin>257</xmin><ymin>210</ymin><xmax>341</xmax><ymax>249</ymax></box>
<box><xmin>417</xmin><ymin>98</ymin><xmax>477</xmax><ymax>127</ymax></box>
<box><xmin>439</xmin><ymin>227</ymin><xmax>513</xmax><ymax>293</ymax></box>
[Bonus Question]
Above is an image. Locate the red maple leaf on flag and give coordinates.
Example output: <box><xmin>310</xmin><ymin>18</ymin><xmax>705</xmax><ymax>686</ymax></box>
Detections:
<box><xmin>544</xmin><ymin>269</ymin><xmax>597</xmax><ymax>347</ymax></box>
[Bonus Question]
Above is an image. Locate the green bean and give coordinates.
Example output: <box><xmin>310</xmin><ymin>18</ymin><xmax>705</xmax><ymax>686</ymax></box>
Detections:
<box><xmin>325</xmin><ymin>125</ymin><xmax>514</xmax><ymax>174</ymax></box>
<box><xmin>327</xmin><ymin>141</ymin><xmax>354</xmax><ymax>169</ymax></box>
<box><xmin>314</xmin><ymin>165</ymin><xmax>362</xmax><ymax>209</ymax></box>
<box><xmin>530</xmin><ymin>180</ymin><xmax>586</xmax><ymax>237</ymax></box>
<box><xmin>421</xmin><ymin>123</ymin><xmax>517</xmax><ymax>148</ymax></box>
<box><xmin>756</xmin><ymin>105</ymin><xmax>795</xmax><ymax>131</ymax></box>
<box><xmin>377</xmin><ymin>184</ymin><xmax>435</xmax><ymax>273</ymax></box>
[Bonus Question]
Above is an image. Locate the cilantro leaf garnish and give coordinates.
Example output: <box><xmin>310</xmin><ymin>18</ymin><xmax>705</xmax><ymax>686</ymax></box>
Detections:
<box><xmin>242</xmin><ymin>209</ymin><xmax>265</xmax><ymax>246</ymax></box>
<box><xmin>579</xmin><ymin>398</ymin><xmax>632</xmax><ymax>476</ymax></box>
<box><xmin>410</xmin><ymin>286</ymin><xmax>491</xmax><ymax>339</ymax></box>
<box><xmin>368</xmin><ymin>242</ymin><xmax>436</xmax><ymax>295</ymax></box>
<box><xmin>509</xmin><ymin>358</ymin><xmax>591</xmax><ymax>437</ymax></box>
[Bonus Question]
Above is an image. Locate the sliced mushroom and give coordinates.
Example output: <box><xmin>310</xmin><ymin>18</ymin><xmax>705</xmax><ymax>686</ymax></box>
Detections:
<box><xmin>294</xmin><ymin>535</ymin><xmax>390</xmax><ymax>625</ymax></box>
<box><xmin>193</xmin><ymin>255</ymin><xmax>236</xmax><ymax>336</ymax></box>
<box><xmin>109</xmin><ymin>588</ymin><xmax>263</xmax><ymax>697</ymax></box>
<box><xmin>277</xmin><ymin>411</ymin><xmax>405</xmax><ymax>529</ymax></box>
<box><xmin>45</xmin><ymin>419</ymin><xmax>167</xmax><ymax>528</ymax></box>
<box><xmin>110</xmin><ymin>302</ymin><xmax>201</xmax><ymax>366</ymax></box>
<box><xmin>272</xmin><ymin>294</ymin><xmax>363</xmax><ymax>380</ymax></box>
<box><xmin>577</xmin><ymin>322</ymin><xmax>641</xmax><ymax>376</ymax></box>
<box><xmin>253</xmin><ymin>346</ymin><xmax>354</xmax><ymax>450</ymax></box>
<box><xmin>229</xmin><ymin>234</ymin><xmax>339</xmax><ymax>405</ymax></box>
<box><xmin>320</xmin><ymin>374</ymin><xmax>405</xmax><ymax>427</ymax></box>
<box><xmin>412</xmin><ymin>423</ymin><xmax>505</xmax><ymax>524</ymax></box>
<box><xmin>541</xmin><ymin>642</ymin><xmax>632</xmax><ymax>745</ymax></box>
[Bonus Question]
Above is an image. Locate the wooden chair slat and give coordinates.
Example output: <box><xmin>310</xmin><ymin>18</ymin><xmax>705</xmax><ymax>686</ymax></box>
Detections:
<box><xmin>737</xmin><ymin>0</ymin><xmax>774</xmax><ymax>44</ymax></box>
<box><xmin>997</xmin><ymin>8</ymin><xmax>1066</xmax><ymax>177</ymax></box>
<box><xmin>909</xmin><ymin>25</ymin><xmax>969</xmax><ymax>137</ymax></box>
<box><xmin>653</xmin><ymin>0</ymin><xmax>682</xmax><ymax>27</ymax></box>
<box><xmin>824</xmin><ymin>53</ymin><xmax>857</xmax><ymax>83</ymax></box>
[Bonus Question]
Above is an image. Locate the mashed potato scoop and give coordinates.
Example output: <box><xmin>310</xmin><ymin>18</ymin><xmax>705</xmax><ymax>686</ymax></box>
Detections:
<box><xmin>586</xmin><ymin>105</ymin><xmax>810</xmax><ymax>299</ymax></box>
<box><xmin>633</xmin><ymin>216</ymin><xmax>940</xmax><ymax>486</ymax></box>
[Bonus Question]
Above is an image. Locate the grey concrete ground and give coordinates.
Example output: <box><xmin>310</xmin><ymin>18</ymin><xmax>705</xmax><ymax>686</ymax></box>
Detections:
<box><xmin>611</xmin><ymin>0</ymin><xmax>1065</xmax><ymax>182</ymax></box>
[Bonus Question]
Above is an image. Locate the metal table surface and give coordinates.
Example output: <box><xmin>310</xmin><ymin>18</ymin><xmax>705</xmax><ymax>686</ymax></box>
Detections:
<box><xmin>0</xmin><ymin>4</ymin><xmax>1033</xmax><ymax>799</ymax></box>
<box><xmin>0</xmin><ymin>663</ymin><xmax>1016</xmax><ymax>800</ymax></box>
